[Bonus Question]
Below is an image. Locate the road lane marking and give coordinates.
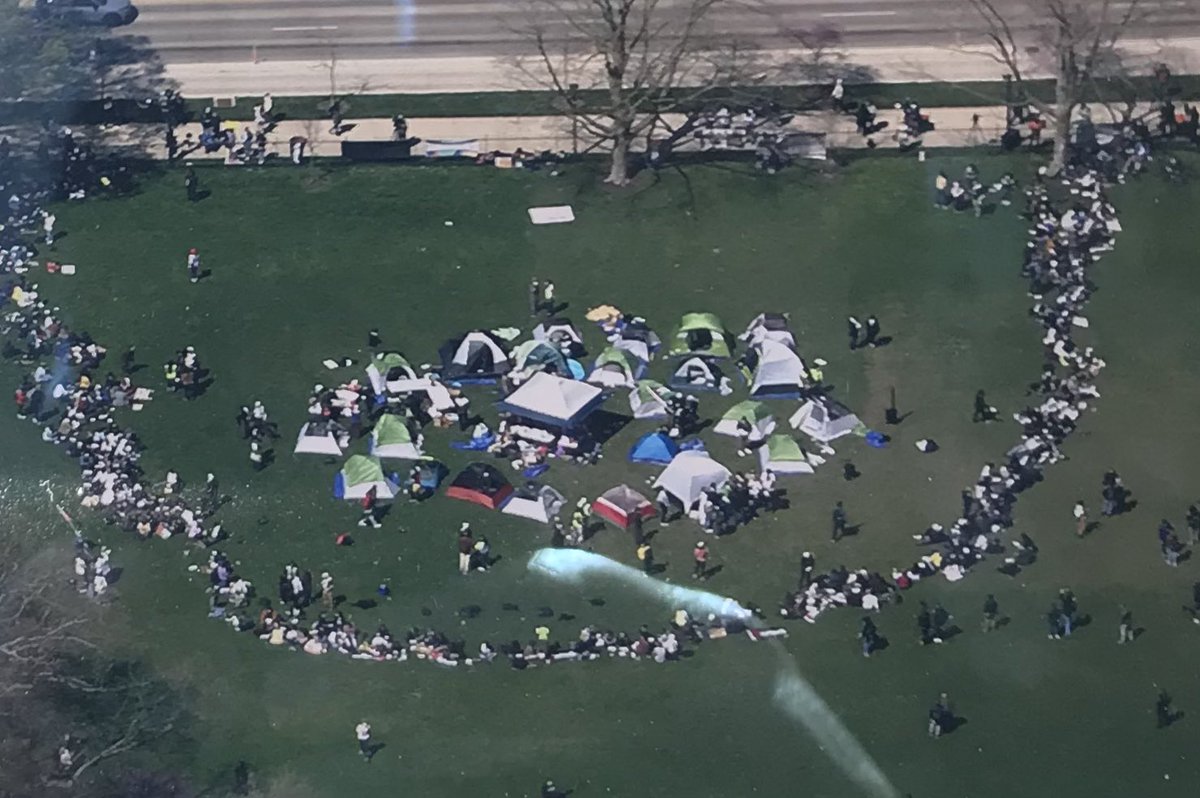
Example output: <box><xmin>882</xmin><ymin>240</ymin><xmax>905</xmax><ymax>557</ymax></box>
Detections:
<box><xmin>271</xmin><ymin>25</ymin><xmax>339</xmax><ymax>32</ymax></box>
<box><xmin>820</xmin><ymin>11</ymin><xmax>899</xmax><ymax>18</ymax></box>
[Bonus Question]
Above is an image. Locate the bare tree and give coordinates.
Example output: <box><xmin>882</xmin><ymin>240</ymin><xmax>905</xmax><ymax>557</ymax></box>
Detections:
<box><xmin>966</xmin><ymin>0</ymin><xmax>1143</xmax><ymax>172</ymax></box>
<box><xmin>518</xmin><ymin>0</ymin><xmax>757</xmax><ymax>185</ymax></box>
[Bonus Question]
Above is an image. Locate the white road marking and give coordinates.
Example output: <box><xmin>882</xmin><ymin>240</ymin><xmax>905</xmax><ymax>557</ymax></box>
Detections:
<box><xmin>820</xmin><ymin>11</ymin><xmax>899</xmax><ymax>18</ymax></box>
<box><xmin>271</xmin><ymin>25</ymin><xmax>339</xmax><ymax>32</ymax></box>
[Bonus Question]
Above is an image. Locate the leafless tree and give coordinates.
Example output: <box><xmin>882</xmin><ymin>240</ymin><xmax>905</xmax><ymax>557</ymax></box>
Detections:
<box><xmin>966</xmin><ymin>0</ymin><xmax>1144</xmax><ymax>172</ymax></box>
<box><xmin>517</xmin><ymin>0</ymin><xmax>760</xmax><ymax>185</ymax></box>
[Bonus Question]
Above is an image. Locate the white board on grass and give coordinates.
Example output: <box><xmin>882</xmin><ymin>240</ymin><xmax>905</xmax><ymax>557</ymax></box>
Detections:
<box><xmin>528</xmin><ymin>205</ymin><xmax>575</xmax><ymax>225</ymax></box>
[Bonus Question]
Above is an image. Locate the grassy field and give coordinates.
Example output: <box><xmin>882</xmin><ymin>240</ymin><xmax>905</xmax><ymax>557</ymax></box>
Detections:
<box><xmin>5</xmin><ymin>152</ymin><xmax>1200</xmax><ymax>797</ymax></box>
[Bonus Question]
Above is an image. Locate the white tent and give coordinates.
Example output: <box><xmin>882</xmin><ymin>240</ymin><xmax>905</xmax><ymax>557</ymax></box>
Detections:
<box><xmin>750</xmin><ymin>339</ymin><xmax>807</xmax><ymax>398</ymax></box>
<box><xmin>653</xmin><ymin>451</ymin><xmax>731</xmax><ymax>507</ymax></box>
<box><xmin>713</xmin><ymin>400</ymin><xmax>776</xmax><ymax>438</ymax></box>
<box><xmin>670</xmin><ymin>356</ymin><xmax>726</xmax><ymax>393</ymax></box>
<box><xmin>496</xmin><ymin>371</ymin><xmax>605</xmax><ymax>427</ymax></box>
<box><xmin>758</xmin><ymin>434</ymin><xmax>825</xmax><ymax>475</ymax></box>
<box><xmin>501</xmin><ymin>484</ymin><xmax>566</xmax><ymax>524</ymax></box>
<box><xmin>293</xmin><ymin>422</ymin><xmax>344</xmax><ymax>456</ymax></box>
<box><xmin>741</xmin><ymin>313</ymin><xmax>796</xmax><ymax>349</ymax></box>
<box><xmin>790</xmin><ymin>397</ymin><xmax>862</xmax><ymax>442</ymax></box>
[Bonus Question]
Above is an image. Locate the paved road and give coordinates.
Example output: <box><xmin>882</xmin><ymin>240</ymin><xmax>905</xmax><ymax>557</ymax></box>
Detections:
<box><xmin>125</xmin><ymin>0</ymin><xmax>1200</xmax><ymax>66</ymax></box>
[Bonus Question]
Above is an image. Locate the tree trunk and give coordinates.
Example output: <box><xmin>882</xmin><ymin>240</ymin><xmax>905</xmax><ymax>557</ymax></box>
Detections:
<box><xmin>1050</xmin><ymin>35</ymin><xmax>1075</xmax><ymax>175</ymax></box>
<box><xmin>1050</xmin><ymin>108</ymin><xmax>1071</xmax><ymax>175</ymax></box>
<box><xmin>606</xmin><ymin>130</ymin><xmax>632</xmax><ymax>186</ymax></box>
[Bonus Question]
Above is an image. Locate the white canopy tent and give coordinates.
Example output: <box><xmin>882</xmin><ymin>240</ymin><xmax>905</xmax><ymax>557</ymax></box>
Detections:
<box><xmin>496</xmin><ymin>371</ymin><xmax>605</xmax><ymax>427</ymax></box>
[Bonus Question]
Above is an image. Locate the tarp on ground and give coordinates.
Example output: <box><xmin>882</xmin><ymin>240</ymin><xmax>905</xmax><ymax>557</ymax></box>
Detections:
<box><xmin>445</xmin><ymin>462</ymin><xmax>514</xmax><ymax>509</ymax></box>
<box><xmin>366</xmin><ymin>352</ymin><xmax>420</xmax><ymax>395</ymax></box>
<box><xmin>653</xmin><ymin>451</ymin><xmax>731</xmax><ymax>507</ymax></box>
<box><xmin>511</xmin><ymin>339</ymin><xmax>570</xmax><ymax>376</ymax></box>
<box><xmin>587</xmin><ymin>346</ymin><xmax>642</xmax><ymax>388</ymax></box>
<box><xmin>669</xmin><ymin>356</ymin><xmax>726</xmax><ymax>393</ymax></box>
<box><xmin>496</xmin><ymin>371</ymin><xmax>606</xmax><ymax>428</ymax></box>
<box><xmin>790</xmin><ymin>397</ymin><xmax>863</xmax><ymax>443</ymax></box>
<box><xmin>758</xmin><ymin>434</ymin><xmax>822</xmax><ymax>475</ymax></box>
<box><xmin>750</xmin><ymin>339</ymin><xmax>807</xmax><ymax>399</ymax></box>
<box><xmin>629</xmin><ymin>431</ymin><xmax>679</xmax><ymax>465</ymax></box>
<box><xmin>437</xmin><ymin>330</ymin><xmax>511</xmax><ymax>382</ymax></box>
<box><xmin>668</xmin><ymin>312</ymin><xmax>732</xmax><ymax>359</ymax></box>
<box><xmin>629</xmin><ymin>379</ymin><xmax>671</xmax><ymax>419</ymax></box>
<box><xmin>500</xmin><ymin>484</ymin><xmax>566</xmax><ymax>523</ymax></box>
<box><xmin>293</xmin><ymin>422</ymin><xmax>344</xmax><ymax>456</ymax></box>
<box><xmin>713</xmin><ymin>400</ymin><xmax>776</xmax><ymax>438</ymax></box>
<box><xmin>594</xmin><ymin>484</ymin><xmax>656</xmax><ymax>529</ymax></box>
<box><xmin>334</xmin><ymin>454</ymin><xmax>400</xmax><ymax>500</ymax></box>
<box><xmin>369</xmin><ymin>413</ymin><xmax>424</xmax><ymax>459</ymax></box>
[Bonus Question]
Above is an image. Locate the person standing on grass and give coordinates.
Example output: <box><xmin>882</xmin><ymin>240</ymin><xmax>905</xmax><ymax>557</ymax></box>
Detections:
<box><xmin>859</xmin><ymin>615</ymin><xmax>878</xmax><ymax>657</ymax></box>
<box><xmin>1187</xmin><ymin>502</ymin><xmax>1200</xmax><ymax>546</ymax></box>
<box><xmin>355</xmin><ymin>721</ymin><xmax>373</xmax><ymax>761</ymax></box>
<box><xmin>799</xmin><ymin>551</ymin><xmax>815</xmax><ymax>588</ymax></box>
<box><xmin>831</xmin><ymin>500</ymin><xmax>846</xmax><ymax>542</ymax></box>
<box><xmin>636</xmin><ymin>541</ymin><xmax>653</xmax><ymax>574</ymax></box>
<box><xmin>1058</xmin><ymin>588</ymin><xmax>1077</xmax><ymax>637</ymax></box>
<box><xmin>358</xmin><ymin>486</ymin><xmax>381</xmax><ymax>528</ymax></box>
<box><xmin>863</xmin><ymin>315</ymin><xmax>881</xmax><ymax>348</ymax></box>
<box><xmin>541</xmin><ymin>280</ymin><xmax>556</xmax><ymax>314</ymax></box>
<box><xmin>186</xmin><ymin>247</ymin><xmax>200</xmax><ymax>283</ymax></box>
<box><xmin>185</xmin><ymin>166</ymin><xmax>199</xmax><ymax>202</ymax></box>
<box><xmin>204</xmin><ymin>473</ymin><xmax>219</xmax><ymax>513</ymax></box>
<box><xmin>321</xmin><ymin>571</ymin><xmax>334</xmax><ymax>610</ymax></box>
<box><xmin>529</xmin><ymin>278</ymin><xmax>540</xmax><ymax>317</ymax></box>
<box><xmin>1046</xmin><ymin>603</ymin><xmax>1063</xmax><ymax>640</ymax></box>
<box><xmin>457</xmin><ymin>523</ymin><xmax>473</xmax><ymax>575</ymax></box>
<box><xmin>1118</xmin><ymin>605</ymin><xmax>1135</xmax><ymax>644</ymax></box>
<box><xmin>249</xmin><ymin>440</ymin><xmax>266</xmax><ymax>471</ymax></box>
<box><xmin>981</xmin><ymin>594</ymin><xmax>1000</xmax><ymax>632</ymax></box>
<box><xmin>847</xmin><ymin>316</ymin><xmax>862</xmax><ymax>350</ymax></box>
<box><xmin>1156</xmin><ymin>691</ymin><xmax>1175</xmax><ymax>729</ymax></box>
<box><xmin>42</xmin><ymin>211</ymin><xmax>55</xmax><ymax>248</ymax></box>
<box><xmin>1073</xmin><ymin>500</ymin><xmax>1088</xmax><ymax>537</ymax></box>
<box><xmin>692</xmin><ymin>541</ymin><xmax>709</xmax><ymax>580</ymax></box>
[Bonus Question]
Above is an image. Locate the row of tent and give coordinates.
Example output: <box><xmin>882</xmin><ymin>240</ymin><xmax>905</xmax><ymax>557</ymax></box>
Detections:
<box><xmin>295</xmin><ymin>413</ymin><xmax>425</xmax><ymax>459</ymax></box>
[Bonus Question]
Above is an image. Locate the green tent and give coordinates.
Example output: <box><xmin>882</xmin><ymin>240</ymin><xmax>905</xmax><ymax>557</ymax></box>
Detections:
<box><xmin>377</xmin><ymin>352</ymin><xmax>412</xmax><ymax>373</ymax></box>
<box><xmin>371</xmin><ymin>414</ymin><xmax>423</xmax><ymax>459</ymax></box>
<box><xmin>338</xmin><ymin>454</ymin><xmax>400</xmax><ymax>499</ymax></box>
<box><xmin>512</xmin><ymin>339</ymin><xmax>568</xmax><ymax>374</ymax></box>
<box><xmin>629</xmin><ymin>379</ymin><xmax>671</xmax><ymax>418</ymax></box>
<box><xmin>366</xmin><ymin>351</ymin><xmax>417</xmax><ymax>394</ymax></box>
<box><xmin>714</xmin><ymin>400</ymin><xmax>775</xmax><ymax>436</ymax></box>
<box><xmin>669</xmin><ymin>312</ymin><xmax>731</xmax><ymax>359</ymax></box>
<box><xmin>758</xmin><ymin>434</ymin><xmax>820</xmax><ymax>475</ymax></box>
<box><xmin>588</xmin><ymin>346</ymin><xmax>640</xmax><ymax>386</ymax></box>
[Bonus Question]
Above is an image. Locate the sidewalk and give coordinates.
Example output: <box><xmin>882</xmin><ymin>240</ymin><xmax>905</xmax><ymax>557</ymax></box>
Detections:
<box><xmin>159</xmin><ymin>38</ymin><xmax>1200</xmax><ymax>98</ymax></box>
<box><xmin>93</xmin><ymin>101</ymin><xmax>1195</xmax><ymax>161</ymax></box>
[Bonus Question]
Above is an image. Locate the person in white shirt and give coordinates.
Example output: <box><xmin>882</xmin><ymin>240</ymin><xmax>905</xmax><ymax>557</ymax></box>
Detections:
<box><xmin>355</xmin><ymin>721</ymin><xmax>373</xmax><ymax>760</ymax></box>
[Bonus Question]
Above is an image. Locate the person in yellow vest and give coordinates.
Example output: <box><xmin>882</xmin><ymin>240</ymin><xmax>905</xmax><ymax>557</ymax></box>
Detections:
<box><xmin>636</xmin><ymin>542</ymin><xmax>653</xmax><ymax>574</ymax></box>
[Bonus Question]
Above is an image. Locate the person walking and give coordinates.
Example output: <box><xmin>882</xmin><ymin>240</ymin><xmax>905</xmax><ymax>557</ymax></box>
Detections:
<box><xmin>692</xmin><ymin>541</ymin><xmax>709</xmax><ymax>580</ymax></box>
<box><xmin>355</xmin><ymin>721</ymin><xmax>373</xmax><ymax>761</ymax></box>
<box><xmin>636</xmin><ymin>541</ymin><xmax>654</xmax><ymax>574</ymax></box>
<box><xmin>972</xmin><ymin>389</ymin><xmax>994</xmax><ymax>422</ymax></box>
<box><xmin>858</xmin><ymin>615</ymin><xmax>878</xmax><ymax>657</ymax></box>
<box><xmin>358</xmin><ymin>486</ymin><xmax>381</xmax><ymax>528</ymax></box>
<box><xmin>1058</xmin><ymin>588</ymin><xmax>1077</xmax><ymax>637</ymax></box>
<box><xmin>457</xmin><ymin>523</ymin><xmax>473</xmax><ymax>575</ymax></box>
<box><xmin>321</xmin><ymin>571</ymin><xmax>334</xmax><ymax>610</ymax></box>
<box><xmin>42</xmin><ymin>211</ymin><xmax>55</xmax><ymax>248</ymax></box>
<box><xmin>328</xmin><ymin>98</ymin><xmax>344</xmax><ymax>135</ymax></box>
<box><xmin>186</xmin><ymin>247</ymin><xmax>201</xmax><ymax>283</ymax></box>
<box><xmin>1046</xmin><ymin>603</ymin><xmax>1063</xmax><ymax>640</ymax></box>
<box><xmin>831</xmin><ymin>501</ymin><xmax>847</xmax><ymax>542</ymax></box>
<box><xmin>204</xmin><ymin>472</ymin><xmax>219</xmax><ymax>513</ymax></box>
<box><xmin>1187</xmin><ymin>502</ymin><xmax>1200</xmax><ymax>546</ymax></box>
<box><xmin>847</xmin><ymin>316</ymin><xmax>862</xmax><ymax>350</ymax></box>
<box><xmin>1117</xmin><ymin>604</ymin><xmax>1135</xmax><ymax>644</ymax></box>
<box><xmin>185</xmin><ymin>166</ymin><xmax>199</xmax><ymax>202</ymax></box>
<box><xmin>863</xmin><ymin>315</ymin><xmax>881</xmax><ymax>347</ymax></box>
<box><xmin>981</xmin><ymin>593</ymin><xmax>1000</xmax><ymax>632</ymax></box>
<box><xmin>1073</xmin><ymin>500</ymin><xmax>1088</xmax><ymax>538</ymax></box>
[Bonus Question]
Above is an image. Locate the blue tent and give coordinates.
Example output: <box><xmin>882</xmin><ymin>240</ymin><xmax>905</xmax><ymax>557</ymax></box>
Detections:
<box><xmin>629</xmin><ymin>431</ymin><xmax>679</xmax><ymax>465</ymax></box>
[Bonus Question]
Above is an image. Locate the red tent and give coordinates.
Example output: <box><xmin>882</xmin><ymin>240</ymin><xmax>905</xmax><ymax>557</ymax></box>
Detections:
<box><xmin>593</xmin><ymin>484</ymin><xmax>656</xmax><ymax>529</ymax></box>
<box><xmin>445</xmin><ymin>463</ymin><xmax>514</xmax><ymax>510</ymax></box>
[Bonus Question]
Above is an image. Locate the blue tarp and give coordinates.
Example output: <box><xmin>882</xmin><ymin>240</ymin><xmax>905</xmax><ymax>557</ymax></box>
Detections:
<box><xmin>629</xmin><ymin>431</ymin><xmax>680</xmax><ymax>465</ymax></box>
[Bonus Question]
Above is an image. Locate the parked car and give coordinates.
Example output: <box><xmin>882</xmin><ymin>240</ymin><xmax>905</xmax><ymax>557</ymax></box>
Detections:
<box><xmin>32</xmin><ymin>0</ymin><xmax>139</xmax><ymax>27</ymax></box>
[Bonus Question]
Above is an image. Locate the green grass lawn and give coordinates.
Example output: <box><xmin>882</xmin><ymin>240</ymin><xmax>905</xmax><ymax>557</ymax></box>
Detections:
<box><xmin>6</xmin><ymin>153</ymin><xmax>1200</xmax><ymax>797</ymax></box>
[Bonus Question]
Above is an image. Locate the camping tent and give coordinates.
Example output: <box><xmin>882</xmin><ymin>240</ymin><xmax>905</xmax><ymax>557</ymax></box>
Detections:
<box><xmin>369</xmin><ymin>414</ymin><xmax>424</xmax><ymax>459</ymax></box>
<box><xmin>629</xmin><ymin>431</ymin><xmax>679</xmax><ymax>465</ymax></box>
<box><xmin>741</xmin><ymin>313</ymin><xmax>796</xmax><ymax>348</ymax></box>
<box><xmin>500</xmin><ymin>484</ymin><xmax>566</xmax><ymax>523</ymax></box>
<box><xmin>668</xmin><ymin>312</ymin><xmax>732</xmax><ymax>359</ymax></box>
<box><xmin>511</xmin><ymin>339</ymin><xmax>570</xmax><ymax>376</ymax></box>
<box><xmin>594</xmin><ymin>484</ymin><xmax>656</xmax><ymax>529</ymax></box>
<box><xmin>714</xmin><ymin>400</ymin><xmax>776</xmax><ymax>438</ymax></box>
<box><xmin>446</xmin><ymin>462</ymin><xmax>514</xmax><ymax>509</ymax></box>
<box><xmin>750</xmin><ymin>339</ymin><xmax>807</xmax><ymax>399</ymax></box>
<box><xmin>653</xmin><ymin>451</ymin><xmax>731</xmax><ymax>507</ymax></box>
<box><xmin>790</xmin><ymin>397</ymin><xmax>863</xmax><ymax>442</ymax></box>
<box><xmin>437</xmin><ymin>331</ymin><xmax>511</xmax><ymax>382</ymax></box>
<box><xmin>334</xmin><ymin>455</ymin><xmax>400</xmax><ymax>500</ymax></box>
<box><xmin>532</xmin><ymin>318</ymin><xmax>585</xmax><ymax>355</ymax></box>
<box><xmin>293</xmin><ymin>422</ymin><xmax>344</xmax><ymax>456</ymax></box>
<box><xmin>587</xmin><ymin>346</ymin><xmax>642</xmax><ymax>388</ymax></box>
<box><xmin>629</xmin><ymin>380</ymin><xmax>671</xmax><ymax>419</ymax></box>
<box><xmin>614</xmin><ymin>318</ymin><xmax>661</xmax><ymax>363</ymax></box>
<box><xmin>496</xmin><ymin>371</ymin><xmax>606</xmax><ymax>428</ymax></box>
<box><xmin>669</xmin><ymin>356</ymin><xmax>726</xmax><ymax>393</ymax></box>
<box><xmin>758</xmin><ymin>434</ymin><xmax>823</xmax><ymax>475</ymax></box>
<box><xmin>365</xmin><ymin>352</ymin><xmax>420</xmax><ymax>395</ymax></box>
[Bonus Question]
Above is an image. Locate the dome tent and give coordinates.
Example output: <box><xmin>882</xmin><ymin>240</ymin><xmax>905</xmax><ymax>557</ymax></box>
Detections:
<box><xmin>628</xmin><ymin>379</ymin><xmax>671</xmax><ymax>419</ymax></box>
<box><xmin>614</xmin><ymin>318</ymin><xmax>661</xmax><ymax>363</ymax></box>
<box><xmin>512</xmin><ymin>339</ymin><xmax>570</xmax><ymax>376</ymax></box>
<box><xmin>334</xmin><ymin>455</ymin><xmax>400</xmax><ymax>500</ymax></box>
<box><xmin>587</xmin><ymin>346</ymin><xmax>643</xmax><ymax>388</ymax></box>
<box><xmin>593</xmin><ymin>484</ymin><xmax>656</xmax><ymax>529</ymax></box>
<box><xmin>653</xmin><ymin>451</ymin><xmax>731</xmax><ymax>507</ymax></box>
<box><xmin>790</xmin><ymin>397</ymin><xmax>863</xmax><ymax>443</ymax></box>
<box><xmin>668</xmin><ymin>312</ymin><xmax>732</xmax><ymax>359</ymax></box>
<box><xmin>628</xmin><ymin>431</ymin><xmax>679</xmax><ymax>465</ymax></box>
<box><xmin>758</xmin><ymin>434</ymin><xmax>825</xmax><ymax>475</ymax></box>
<box><xmin>532</xmin><ymin>317</ymin><xmax>586</xmax><ymax>356</ymax></box>
<box><xmin>749</xmin><ymin>339</ymin><xmax>807</xmax><ymax>399</ymax></box>
<box><xmin>741</xmin><ymin>312</ymin><xmax>796</xmax><ymax>349</ymax></box>
<box><xmin>445</xmin><ymin>462</ymin><xmax>514</xmax><ymax>509</ymax></box>
<box><xmin>669</xmin><ymin>356</ymin><xmax>727</xmax><ymax>393</ymax></box>
<box><xmin>500</xmin><ymin>484</ymin><xmax>566</xmax><ymax>524</ymax></box>
<box><xmin>293</xmin><ymin>421</ymin><xmax>344</xmax><ymax>456</ymax></box>
<box><xmin>369</xmin><ymin>413</ymin><xmax>424</xmax><ymax>460</ymax></box>
<box><xmin>366</xmin><ymin>352</ymin><xmax>420</xmax><ymax>395</ymax></box>
<box><xmin>437</xmin><ymin>330</ymin><xmax>511</xmax><ymax>383</ymax></box>
<box><xmin>713</xmin><ymin>400</ymin><xmax>776</xmax><ymax>438</ymax></box>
